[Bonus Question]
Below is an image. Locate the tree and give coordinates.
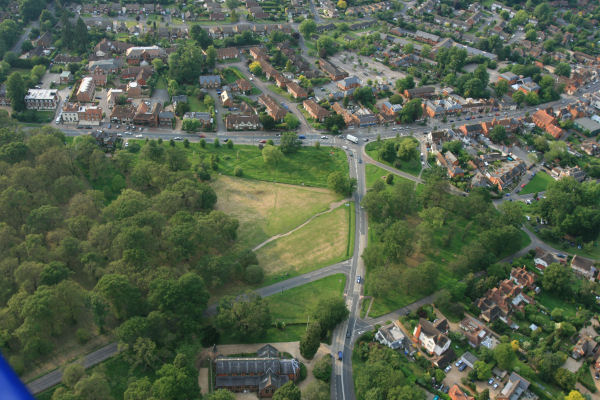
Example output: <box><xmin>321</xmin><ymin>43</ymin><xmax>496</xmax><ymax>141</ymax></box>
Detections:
<box><xmin>353</xmin><ymin>86</ymin><xmax>375</xmax><ymax>107</ymax></box>
<box><xmin>500</xmin><ymin>201</ymin><xmax>524</xmax><ymax>228</ymax></box>
<box><xmin>554</xmin><ymin>368</ymin><xmax>576</xmax><ymax>391</ymax></box>
<box><xmin>328</xmin><ymin>171</ymin><xmax>356</xmax><ymax>196</ymax></box>
<box><xmin>512</xmin><ymin>90</ymin><xmax>525</xmax><ymax>106</ymax></box>
<box><xmin>299</xmin><ymin>19</ymin><xmax>317</xmax><ymax>38</ymax></box>
<box><xmin>421</xmin><ymin>44</ymin><xmax>432</xmax><ymax>58</ymax></box>
<box><xmin>124</xmin><ymin>378</ymin><xmax>152</xmax><ymax>400</ymax></box>
<box><xmin>205</xmin><ymin>390</ymin><xmax>236</xmax><ymax>400</ymax></box>
<box><xmin>74</xmin><ymin>18</ymin><xmax>89</xmax><ymax>53</ymax></box>
<box><xmin>565</xmin><ymin>391</ymin><xmax>585</xmax><ymax>400</ymax></box>
<box><xmin>312</xmin><ymin>297</ymin><xmax>349</xmax><ymax>336</ymax></box>
<box><xmin>313</xmin><ymin>355</ymin><xmax>332</xmax><ymax>381</ymax></box>
<box><xmin>316</xmin><ymin>36</ymin><xmax>336</xmax><ymax>57</ymax></box>
<box><xmin>400</xmin><ymin>98</ymin><xmax>423</xmax><ymax>123</ymax></box>
<box><xmin>302</xmin><ymin>381</ymin><xmax>329</xmax><ymax>400</ymax></box>
<box><xmin>62</xmin><ymin>363</ymin><xmax>85</xmax><ymax>388</ymax></box>
<box><xmin>555</xmin><ymin>62</ymin><xmax>571</xmax><ymax>77</ymax></box>
<box><xmin>395</xmin><ymin>75</ymin><xmax>415</xmax><ymax>92</ymax></box>
<box><xmin>168</xmin><ymin>43</ymin><xmax>205</xmax><ymax>84</ymax></box>
<box><xmin>280</xmin><ymin>132</ymin><xmax>301</xmax><ymax>154</ymax></box>
<box><xmin>300</xmin><ymin>321</ymin><xmax>322</xmax><ymax>359</ymax></box>
<box><xmin>262</xmin><ymin>145</ymin><xmax>283</xmax><ymax>166</ymax></box>
<box><xmin>205</xmin><ymin>45</ymin><xmax>217</xmax><ymax>69</ymax></box>
<box><xmin>6</xmin><ymin>72</ymin><xmax>25</xmax><ymax>111</ymax></box>
<box><xmin>542</xmin><ymin>263</ymin><xmax>571</xmax><ymax>296</ymax></box>
<box><xmin>273</xmin><ymin>381</ymin><xmax>301</xmax><ymax>400</ymax></box>
<box><xmin>388</xmin><ymin>386</ymin><xmax>426</xmax><ymax>400</ymax></box>
<box><xmin>323</xmin><ymin>114</ymin><xmax>345</xmax><ymax>133</ymax></box>
<box><xmin>74</xmin><ymin>372</ymin><xmax>113</xmax><ymax>400</ymax></box>
<box><xmin>403</xmin><ymin>43</ymin><xmax>414</xmax><ymax>54</ymax></box>
<box><xmin>151</xmin><ymin>356</ymin><xmax>199</xmax><ymax>400</ymax></box>
<box><xmin>495</xmin><ymin>80</ymin><xmax>508</xmax><ymax>98</ymax></box>
<box><xmin>493</xmin><ymin>343</ymin><xmax>515</xmax><ymax>370</ymax></box>
<box><xmin>249</xmin><ymin>61</ymin><xmax>262</xmax><ymax>75</ymax></box>
<box><xmin>190</xmin><ymin>25</ymin><xmax>213</xmax><ymax>49</ymax></box>
<box><xmin>337</xmin><ymin>0</ymin><xmax>347</xmax><ymax>9</ymax></box>
<box><xmin>473</xmin><ymin>361</ymin><xmax>492</xmax><ymax>380</ymax></box>
<box><xmin>215</xmin><ymin>293</ymin><xmax>271</xmax><ymax>339</ymax></box>
<box><xmin>94</xmin><ymin>274</ymin><xmax>143</xmax><ymax>321</ymax></box>
<box><xmin>284</xmin><ymin>114</ymin><xmax>300</xmax><ymax>130</ymax></box>
<box><xmin>389</xmin><ymin>94</ymin><xmax>403</xmax><ymax>104</ymax></box>
<box><xmin>489</xmin><ymin>125</ymin><xmax>507</xmax><ymax>143</ymax></box>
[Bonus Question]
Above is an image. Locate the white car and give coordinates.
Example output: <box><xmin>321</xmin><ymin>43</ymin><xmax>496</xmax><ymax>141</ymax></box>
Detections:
<box><xmin>135</xmin><ymin>134</ymin><xmax>143</xmax><ymax>138</ymax></box>
<box><xmin>321</xmin><ymin>136</ymin><xmax>328</xmax><ymax>139</ymax></box>
<box><xmin>174</xmin><ymin>136</ymin><xmax>182</xmax><ymax>140</ymax></box>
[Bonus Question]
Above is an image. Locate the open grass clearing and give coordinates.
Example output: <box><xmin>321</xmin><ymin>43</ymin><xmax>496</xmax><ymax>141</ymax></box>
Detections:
<box><xmin>520</xmin><ymin>171</ymin><xmax>553</xmax><ymax>194</ymax></box>
<box><xmin>213</xmin><ymin>175</ymin><xmax>343</xmax><ymax>247</ymax></box>
<box><xmin>364</xmin><ymin>164</ymin><xmax>414</xmax><ymax>189</ymax></box>
<box><xmin>181</xmin><ymin>141</ymin><xmax>348</xmax><ymax>187</ymax></box>
<box><xmin>187</xmin><ymin>96</ymin><xmax>209</xmax><ymax>112</ymax></box>
<box><xmin>256</xmin><ymin>204</ymin><xmax>351</xmax><ymax>283</ymax></box>
<box><xmin>365</xmin><ymin>137</ymin><xmax>422</xmax><ymax>176</ymax></box>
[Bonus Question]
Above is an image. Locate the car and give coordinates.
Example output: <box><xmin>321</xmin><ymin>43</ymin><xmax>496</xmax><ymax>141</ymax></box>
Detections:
<box><xmin>298</xmin><ymin>135</ymin><xmax>306</xmax><ymax>139</ymax></box>
<box><xmin>433</xmin><ymin>397</ymin><xmax>439</xmax><ymax>400</ymax></box>
<box><xmin>135</xmin><ymin>134</ymin><xmax>143</xmax><ymax>138</ymax></box>
<box><xmin>338</xmin><ymin>351</ymin><xmax>343</xmax><ymax>360</ymax></box>
<box><xmin>505</xmin><ymin>193</ymin><xmax>510</xmax><ymax>197</ymax></box>
<box><xmin>107</xmin><ymin>123</ymin><xmax>111</xmax><ymax>129</ymax></box>
<box><xmin>117</xmin><ymin>133</ymin><xmax>123</xmax><ymax>137</ymax></box>
<box><xmin>259</xmin><ymin>139</ymin><xmax>267</xmax><ymax>144</ymax></box>
<box><xmin>359</xmin><ymin>158</ymin><xmax>362</xmax><ymax>163</ymax></box>
<box><xmin>321</xmin><ymin>135</ymin><xmax>329</xmax><ymax>139</ymax></box>
<box><xmin>55</xmin><ymin>117</ymin><xmax>61</xmax><ymax>124</ymax></box>
<box><xmin>363</xmin><ymin>138</ymin><xmax>369</xmax><ymax>142</ymax></box>
<box><xmin>215</xmin><ymin>109</ymin><xmax>218</xmax><ymax>114</ymax></box>
<box><xmin>174</xmin><ymin>137</ymin><xmax>182</xmax><ymax>140</ymax></box>
<box><xmin>346</xmin><ymin>330</ymin><xmax>352</xmax><ymax>338</ymax></box>
<box><xmin>458</xmin><ymin>363</ymin><xmax>467</xmax><ymax>372</ymax></box>
<box><xmin>249</xmin><ymin>76</ymin><xmax>253</xmax><ymax>80</ymax></box>
<box><xmin>356</xmin><ymin>276</ymin><xmax>362</xmax><ymax>284</ymax></box>
<box><xmin>392</xmin><ymin>127</ymin><xmax>397</xmax><ymax>131</ymax></box>
<box><xmin>444</xmin><ymin>365</ymin><xmax>452</xmax><ymax>373</ymax></box>
<box><xmin>95</xmin><ymin>96</ymin><xmax>102</xmax><ymax>100</ymax></box>
<box><xmin>223</xmin><ymin>138</ymin><xmax>229</xmax><ymax>142</ymax></box>
<box><xmin>493</xmin><ymin>383</ymin><xmax>499</xmax><ymax>390</ymax></box>
<box><xmin>124</xmin><ymin>142</ymin><xmax>129</xmax><ymax>147</ymax></box>
<box><xmin>488</xmin><ymin>378</ymin><xmax>494</xmax><ymax>385</ymax></box>
<box><xmin>455</xmin><ymin>360</ymin><xmax>462</xmax><ymax>367</ymax></box>
<box><xmin>521</xmin><ymin>183</ymin><xmax>526</xmax><ymax>188</ymax></box>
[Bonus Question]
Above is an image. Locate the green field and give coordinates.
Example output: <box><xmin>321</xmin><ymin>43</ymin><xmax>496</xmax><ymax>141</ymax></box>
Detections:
<box><xmin>365</xmin><ymin>137</ymin><xmax>422</xmax><ymax>176</ymax></box>
<box><xmin>213</xmin><ymin>175</ymin><xmax>343</xmax><ymax>247</ymax></box>
<box><xmin>219</xmin><ymin>274</ymin><xmax>346</xmax><ymax>344</ymax></box>
<box><xmin>256</xmin><ymin>205</ymin><xmax>351</xmax><ymax>283</ymax></box>
<box><xmin>364</xmin><ymin>164</ymin><xmax>413</xmax><ymax>189</ymax></box>
<box><xmin>188</xmin><ymin>96</ymin><xmax>209</xmax><ymax>112</ymax></box>
<box><xmin>177</xmin><ymin>142</ymin><xmax>348</xmax><ymax>187</ymax></box>
<box><xmin>520</xmin><ymin>171</ymin><xmax>553</xmax><ymax>194</ymax></box>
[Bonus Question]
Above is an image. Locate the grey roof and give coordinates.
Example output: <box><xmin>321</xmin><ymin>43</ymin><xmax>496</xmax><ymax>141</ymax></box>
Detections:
<box><xmin>216</xmin><ymin>375</ymin><xmax>259</xmax><ymax>388</ymax></box>
<box><xmin>159</xmin><ymin>111</ymin><xmax>174</xmax><ymax>119</ymax></box>
<box><xmin>199</xmin><ymin>75</ymin><xmax>221</xmax><ymax>85</ymax></box>
<box><xmin>215</xmin><ymin>357</ymin><xmax>298</xmax><ymax>376</ymax></box>
<box><xmin>461</xmin><ymin>351</ymin><xmax>479</xmax><ymax>366</ymax></box>
<box><xmin>257</xmin><ymin>344</ymin><xmax>279</xmax><ymax>358</ymax></box>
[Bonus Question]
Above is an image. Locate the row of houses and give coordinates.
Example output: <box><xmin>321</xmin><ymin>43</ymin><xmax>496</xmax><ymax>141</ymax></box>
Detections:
<box><xmin>206</xmin><ymin>23</ymin><xmax>293</xmax><ymax>39</ymax></box>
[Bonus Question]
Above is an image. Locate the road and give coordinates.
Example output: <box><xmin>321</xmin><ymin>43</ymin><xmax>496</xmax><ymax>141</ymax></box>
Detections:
<box><xmin>26</xmin><ymin>343</ymin><xmax>119</xmax><ymax>395</ymax></box>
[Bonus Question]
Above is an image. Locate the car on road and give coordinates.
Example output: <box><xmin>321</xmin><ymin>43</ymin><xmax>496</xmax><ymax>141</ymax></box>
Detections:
<box><xmin>356</xmin><ymin>276</ymin><xmax>362</xmax><ymax>284</ymax></box>
<box><xmin>363</xmin><ymin>138</ymin><xmax>369</xmax><ymax>142</ymax></box>
<box><xmin>338</xmin><ymin>351</ymin><xmax>343</xmax><ymax>360</ymax></box>
<box><xmin>321</xmin><ymin>136</ymin><xmax>328</xmax><ymax>139</ymax></box>
<box><xmin>135</xmin><ymin>134</ymin><xmax>143</xmax><ymax>138</ymax></box>
<box><xmin>198</xmin><ymin>134</ymin><xmax>206</xmax><ymax>138</ymax></box>
<box><xmin>298</xmin><ymin>135</ymin><xmax>306</xmax><ymax>139</ymax></box>
<box><xmin>174</xmin><ymin>137</ymin><xmax>182</xmax><ymax>140</ymax></box>
<box><xmin>346</xmin><ymin>330</ymin><xmax>351</xmax><ymax>338</ymax></box>
<box><xmin>223</xmin><ymin>138</ymin><xmax>229</xmax><ymax>142</ymax></box>
<box><xmin>259</xmin><ymin>139</ymin><xmax>267</xmax><ymax>143</ymax></box>
<box><xmin>433</xmin><ymin>396</ymin><xmax>439</xmax><ymax>400</ymax></box>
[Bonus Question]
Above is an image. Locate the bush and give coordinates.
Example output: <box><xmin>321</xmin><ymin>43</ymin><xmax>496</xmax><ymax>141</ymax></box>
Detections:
<box><xmin>200</xmin><ymin>139</ymin><xmax>206</xmax><ymax>148</ymax></box>
<box><xmin>299</xmin><ymin>362</ymin><xmax>307</xmax><ymax>381</ymax></box>
<box><xmin>76</xmin><ymin>328</ymin><xmax>91</xmax><ymax>344</ymax></box>
<box><xmin>234</xmin><ymin>166</ymin><xmax>243</xmax><ymax>177</ymax></box>
<box><xmin>244</xmin><ymin>265</ymin><xmax>264</xmax><ymax>284</ymax></box>
<box><xmin>12</xmin><ymin>110</ymin><xmax>53</xmax><ymax>123</ymax></box>
<box><xmin>312</xmin><ymin>355</ymin><xmax>332</xmax><ymax>382</ymax></box>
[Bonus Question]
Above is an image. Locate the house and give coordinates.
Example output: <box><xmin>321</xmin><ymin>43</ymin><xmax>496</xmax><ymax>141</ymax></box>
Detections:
<box><xmin>459</xmin><ymin>316</ymin><xmax>498</xmax><ymax>349</ymax></box>
<box><xmin>477</xmin><ymin>271</ymin><xmax>535</xmax><ymax>324</ymax></box>
<box><xmin>570</xmin><ymin>255</ymin><xmax>597</xmax><ymax>280</ymax></box>
<box><xmin>214</xmin><ymin>344</ymin><xmax>300</xmax><ymax>397</ymax></box>
<box><xmin>88</xmin><ymin>59</ymin><xmax>123</xmax><ymax>74</ymax></box>
<box><xmin>183</xmin><ymin>112</ymin><xmax>212</xmax><ymax>127</ymax></box>
<box><xmin>61</xmin><ymin>102</ymin><xmax>80</xmax><ymax>124</ymax></box>
<box><xmin>580</xmin><ymin>140</ymin><xmax>599</xmax><ymax>156</ymax></box>
<box><xmin>236</xmin><ymin>79</ymin><xmax>252</xmax><ymax>94</ymax></box>
<box><xmin>78</xmin><ymin>105</ymin><xmax>103</xmax><ymax>126</ymax></box>
<box><xmin>412</xmin><ymin>318</ymin><xmax>451</xmax><ymax>356</ymax></box>
<box><xmin>534</xmin><ymin>248</ymin><xmax>562</xmax><ymax>271</ymax></box>
<box><xmin>59</xmin><ymin>71</ymin><xmax>72</xmax><ymax>84</ymax></box>
<box><xmin>215</xmin><ymin>47</ymin><xmax>240</xmax><ymax>60</ymax></box>
<box><xmin>91</xmin><ymin>68</ymin><xmax>107</xmax><ymax>87</ymax></box>
<box><xmin>332</xmin><ymin>102</ymin><xmax>359</xmax><ymax>127</ymax></box>
<box><xmin>354</xmin><ymin>108</ymin><xmax>377</xmax><ymax>127</ymax></box>
<box><xmin>275</xmin><ymin>74</ymin><xmax>288</xmax><ymax>89</ymax></box>
<box><xmin>91</xmin><ymin>131</ymin><xmax>118</xmax><ymax>150</ymax></box>
<box><xmin>381</xmin><ymin>101</ymin><xmax>403</xmax><ymax>116</ymax></box>
<box><xmin>481</xmin><ymin>117</ymin><xmax>520</xmax><ymax>136</ymax></box>
<box><xmin>135</xmin><ymin>67</ymin><xmax>153</xmax><ymax>86</ymax></box>
<box><xmin>126</xmin><ymin>81</ymin><xmax>142</xmax><ymax>98</ymax></box>
<box><xmin>125</xmin><ymin>46</ymin><xmax>166</xmax><ymax>65</ymax></box>
<box><xmin>133</xmin><ymin>101</ymin><xmax>162</xmax><ymax>127</ymax></box>
<box><xmin>107</xmin><ymin>89</ymin><xmax>124</xmax><ymax>108</ymax></box>
<box><xmin>221</xmin><ymin>90</ymin><xmax>233</xmax><ymax>107</ymax></box>
<box><xmin>497</xmin><ymin>372</ymin><xmax>530</xmax><ymax>400</ymax></box>
<box><xmin>110</xmin><ymin>104</ymin><xmax>136</xmax><ymax>124</ymax></box>
<box><xmin>54</xmin><ymin>54</ymin><xmax>82</xmax><ymax>65</ymax></box>
<box><xmin>226</xmin><ymin>113</ymin><xmax>260</xmax><ymax>130</ymax></box>
<box><xmin>286</xmin><ymin>82</ymin><xmax>308</xmax><ymax>99</ymax></box>
<box><xmin>449</xmin><ymin>385</ymin><xmax>474</xmax><ymax>400</ymax></box>
<box><xmin>35</xmin><ymin>31</ymin><xmax>52</xmax><ymax>48</ymax></box>
<box><xmin>258</xmin><ymin>94</ymin><xmax>287</xmax><ymax>121</ymax></box>
<box><xmin>532</xmin><ymin>109</ymin><xmax>563</xmax><ymax>139</ymax></box>
<box><xmin>199</xmin><ymin>75</ymin><xmax>222</xmax><ymax>88</ymax></box>
<box><xmin>318</xmin><ymin>59</ymin><xmax>348</xmax><ymax>81</ymax></box>
<box><xmin>159</xmin><ymin>111</ymin><xmax>174</xmax><ymax>127</ymax></box>
<box><xmin>487</xmin><ymin>160</ymin><xmax>526</xmax><ymax>191</ymax></box>
<box><xmin>404</xmin><ymin>86</ymin><xmax>435</xmax><ymax>99</ymax></box>
<box><xmin>25</xmin><ymin>89</ymin><xmax>59</xmax><ymax>110</ymax></box>
<box><xmin>572</xmin><ymin>335</ymin><xmax>597</xmax><ymax>360</ymax></box>
<box><xmin>553</xmin><ymin>166</ymin><xmax>586</xmax><ymax>182</ymax></box>
<box><xmin>459</xmin><ymin>123</ymin><xmax>484</xmax><ymax>137</ymax></box>
<box><xmin>337</xmin><ymin>76</ymin><xmax>361</xmax><ymax>91</ymax></box>
<box><xmin>375</xmin><ymin>322</ymin><xmax>407</xmax><ymax>350</ymax></box>
<box><xmin>510</xmin><ymin>267</ymin><xmax>536</xmax><ymax>290</ymax></box>
<box><xmin>94</xmin><ymin>38</ymin><xmax>133</xmax><ymax>55</ymax></box>
<box><xmin>498</xmin><ymin>72</ymin><xmax>518</xmax><ymax>85</ymax></box>
<box><xmin>210</xmin><ymin>11</ymin><xmax>225</xmax><ymax>20</ymax></box>
<box><xmin>303</xmin><ymin>99</ymin><xmax>330</xmax><ymax>122</ymax></box>
<box><xmin>76</xmin><ymin>77</ymin><xmax>96</xmax><ymax>103</ymax></box>
<box><xmin>575</xmin><ymin>117</ymin><xmax>600</xmax><ymax>135</ymax></box>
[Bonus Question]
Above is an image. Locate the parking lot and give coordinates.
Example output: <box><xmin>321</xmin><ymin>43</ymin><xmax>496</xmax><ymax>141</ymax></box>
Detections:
<box><xmin>443</xmin><ymin>362</ymin><xmax>504</xmax><ymax>398</ymax></box>
<box><xmin>329</xmin><ymin>51</ymin><xmax>409</xmax><ymax>85</ymax></box>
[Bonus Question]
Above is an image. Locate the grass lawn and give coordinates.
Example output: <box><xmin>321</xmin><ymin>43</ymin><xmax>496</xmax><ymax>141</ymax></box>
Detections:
<box><xmin>219</xmin><ymin>274</ymin><xmax>346</xmax><ymax>344</ymax></box>
<box><xmin>181</xmin><ymin>142</ymin><xmax>348</xmax><ymax>187</ymax></box>
<box><xmin>364</xmin><ymin>164</ymin><xmax>414</xmax><ymax>189</ymax></box>
<box><xmin>154</xmin><ymin>76</ymin><xmax>167</xmax><ymax>90</ymax></box>
<box><xmin>268</xmin><ymin>84</ymin><xmax>296</xmax><ymax>102</ymax></box>
<box><xmin>365</xmin><ymin>137</ymin><xmax>422</xmax><ymax>176</ymax></box>
<box><xmin>222</xmin><ymin>67</ymin><xmax>246</xmax><ymax>84</ymax></box>
<box><xmin>520</xmin><ymin>171</ymin><xmax>553</xmax><ymax>195</ymax></box>
<box><xmin>188</xmin><ymin>96</ymin><xmax>209</xmax><ymax>112</ymax></box>
<box><xmin>256</xmin><ymin>204</ymin><xmax>351</xmax><ymax>283</ymax></box>
<box><xmin>212</xmin><ymin>175</ymin><xmax>343</xmax><ymax>248</ymax></box>
<box><xmin>268</xmin><ymin>274</ymin><xmax>346</xmax><ymax>323</ymax></box>
<box><xmin>537</xmin><ymin>292</ymin><xmax>579</xmax><ymax>318</ymax></box>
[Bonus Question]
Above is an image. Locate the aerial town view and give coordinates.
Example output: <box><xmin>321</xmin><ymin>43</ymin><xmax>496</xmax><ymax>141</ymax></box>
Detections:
<box><xmin>0</xmin><ymin>0</ymin><xmax>599</xmax><ymax>399</ymax></box>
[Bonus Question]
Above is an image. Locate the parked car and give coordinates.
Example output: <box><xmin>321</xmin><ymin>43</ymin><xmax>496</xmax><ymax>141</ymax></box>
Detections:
<box><xmin>174</xmin><ymin>137</ymin><xmax>182</xmax><ymax>140</ymax></box>
<box><xmin>488</xmin><ymin>378</ymin><xmax>494</xmax><ymax>385</ymax></box>
<box><xmin>135</xmin><ymin>134</ymin><xmax>143</xmax><ymax>138</ymax></box>
<box><xmin>259</xmin><ymin>139</ymin><xmax>267</xmax><ymax>144</ymax></box>
<box><xmin>356</xmin><ymin>276</ymin><xmax>362</xmax><ymax>284</ymax></box>
<box><xmin>458</xmin><ymin>363</ymin><xmax>467</xmax><ymax>372</ymax></box>
<box><xmin>298</xmin><ymin>135</ymin><xmax>306</xmax><ymax>139</ymax></box>
<box><xmin>444</xmin><ymin>365</ymin><xmax>451</xmax><ymax>373</ymax></box>
<box><xmin>321</xmin><ymin>136</ymin><xmax>329</xmax><ymax>139</ymax></box>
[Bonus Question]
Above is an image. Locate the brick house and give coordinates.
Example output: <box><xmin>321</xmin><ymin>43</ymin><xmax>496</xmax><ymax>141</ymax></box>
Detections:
<box><xmin>286</xmin><ymin>81</ymin><xmax>308</xmax><ymax>99</ymax></box>
<box><xmin>91</xmin><ymin>67</ymin><xmax>107</xmax><ymax>87</ymax></box>
<box><xmin>125</xmin><ymin>46</ymin><xmax>166</xmax><ymax>65</ymax></box>
<box><xmin>303</xmin><ymin>99</ymin><xmax>330</xmax><ymax>122</ymax></box>
<box><xmin>258</xmin><ymin>94</ymin><xmax>287</xmax><ymax>121</ymax></box>
<box><xmin>318</xmin><ymin>59</ymin><xmax>348</xmax><ymax>81</ymax></box>
<box><xmin>110</xmin><ymin>104</ymin><xmax>136</xmax><ymax>124</ymax></box>
<box><xmin>404</xmin><ymin>86</ymin><xmax>435</xmax><ymax>99</ymax></box>
<box><xmin>236</xmin><ymin>79</ymin><xmax>252</xmax><ymax>94</ymax></box>
<box><xmin>133</xmin><ymin>101</ymin><xmax>162</xmax><ymax>126</ymax></box>
<box><xmin>78</xmin><ymin>105</ymin><xmax>103</xmax><ymax>126</ymax></box>
<box><xmin>76</xmin><ymin>77</ymin><xmax>96</xmax><ymax>103</ymax></box>
<box><xmin>337</xmin><ymin>76</ymin><xmax>361</xmax><ymax>91</ymax></box>
<box><xmin>225</xmin><ymin>113</ymin><xmax>260</xmax><ymax>130</ymax></box>
<box><xmin>215</xmin><ymin>47</ymin><xmax>240</xmax><ymax>60</ymax></box>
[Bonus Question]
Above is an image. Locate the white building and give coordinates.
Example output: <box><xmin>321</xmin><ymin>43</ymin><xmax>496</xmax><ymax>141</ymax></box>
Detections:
<box><xmin>413</xmin><ymin>318</ymin><xmax>451</xmax><ymax>356</ymax></box>
<box><xmin>375</xmin><ymin>322</ymin><xmax>406</xmax><ymax>350</ymax></box>
<box><xmin>61</xmin><ymin>102</ymin><xmax>79</xmax><ymax>124</ymax></box>
<box><xmin>25</xmin><ymin>89</ymin><xmax>59</xmax><ymax>110</ymax></box>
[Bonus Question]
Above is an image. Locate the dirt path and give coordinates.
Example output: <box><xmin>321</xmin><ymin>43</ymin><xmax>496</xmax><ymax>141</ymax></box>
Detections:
<box><xmin>252</xmin><ymin>199</ymin><xmax>350</xmax><ymax>252</ymax></box>
<box><xmin>199</xmin><ymin>341</ymin><xmax>332</xmax><ymax>398</ymax></box>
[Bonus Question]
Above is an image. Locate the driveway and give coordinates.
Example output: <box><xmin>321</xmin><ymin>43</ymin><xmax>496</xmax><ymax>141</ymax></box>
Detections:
<box><xmin>151</xmin><ymin>88</ymin><xmax>169</xmax><ymax>104</ymax></box>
